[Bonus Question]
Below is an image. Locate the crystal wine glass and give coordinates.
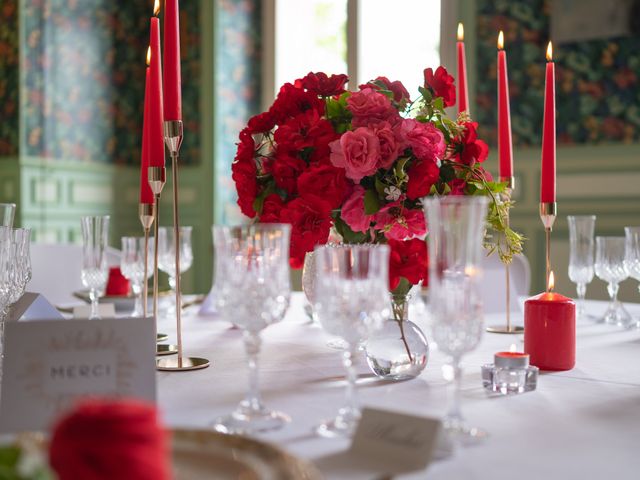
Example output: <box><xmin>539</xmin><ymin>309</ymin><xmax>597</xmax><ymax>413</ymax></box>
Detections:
<box><xmin>6</xmin><ymin>228</ymin><xmax>32</xmax><ymax>307</ymax></box>
<box><xmin>313</xmin><ymin>244</ymin><xmax>390</xmax><ymax>438</ymax></box>
<box><xmin>0</xmin><ymin>227</ymin><xmax>12</xmax><ymax>323</ymax></box>
<box><xmin>624</xmin><ymin>227</ymin><xmax>640</xmax><ymax>328</ymax></box>
<box><xmin>158</xmin><ymin>226</ymin><xmax>193</xmax><ymax>313</ymax></box>
<box><xmin>423</xmin><ymin>196</ymin><xmax>489</xmax><ymax>442</ymax></box>
<box><xmin>567</xmin><ymin>215</ymin><xmax>596</xmax><ymax>318</ymax></box>
<box><xmin>80</xmin><ymin>216</ymin><xmax>110</xmax><ymax>320</ymax></box>
<box><xmin>121</xmin><ymin>236</ymin><xmax>152</xmax><ymax>317</ymax></box>
<box><xmin>212</xmin><ymin>224</ymin><xmax>291</xmax><ymax>434</ymax></box>
<box><xmin>594</xmin><ymin>236</ymin><xmax>631</xmax><ymax>327</ymax></box>
<box><xmin>0</xmin><ymin>204</ymin><xmax>15</xmax><ymax>228</ymax></box>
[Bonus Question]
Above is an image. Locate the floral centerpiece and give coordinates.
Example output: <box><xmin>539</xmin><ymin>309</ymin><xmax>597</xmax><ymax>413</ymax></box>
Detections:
<box><xmin>232</xmin><ymin>67</ymin><xmax>523</xmax><ymax>369</ymax></box>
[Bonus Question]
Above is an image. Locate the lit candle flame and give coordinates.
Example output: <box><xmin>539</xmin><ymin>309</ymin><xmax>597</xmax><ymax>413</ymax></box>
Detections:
<box><xmin>498</xmin><ymin>30</ymin><xmax>504</xmax><ymax>50</ymax></box>
<box><xmin>457</xmin><ymin>22</ymin><xmax>464</xmax><ymax>41</ymax></box>
<box><xmin>146</xmin><ymin>46</ymin><xmax>151</xmax><ymax>66</ymax></box>
<box><xmin>153</xmin><ymin>0</ymin><xmax>160</xmax><ymax>16</ymax></box>
<box><xmin>546</xmin><ymin>41</ymin><xmax>553</xmax><ymax>62</ymax></box>
<box><xmin>509</xmin><ymin>343</ymin><xmax>517</xmax><ymax>353</ymax></box>
<box><xmin>548</xmin><ymin>270</ymin><xmax>555</xmax><ymax>292</ymax></box>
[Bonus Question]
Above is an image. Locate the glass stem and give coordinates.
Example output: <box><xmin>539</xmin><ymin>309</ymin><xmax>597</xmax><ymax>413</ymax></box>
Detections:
<box><xmin>607</xmin><ymin>282</ymin><xmax>619</xmax><ymax>305</ymax></box>
<box><xmin>132</xmin><ymin>282</ymin><xmax>143</xmax><ymax>317</ymax></box>
<box><xmin>243</xmin><ymin>330</ymin><xmax>263</xmax><ymax>413</ymax></box>
<box><xmin>576</xmin><ymin>283</ymin><xmax>586</xmax><ymax>316</ymax></box>
<box><xmin>446</xmin><ymin>357</ymin><xmax>463</xmax><ymax>425</ymax></box>
<box><xmin>341</xmin><ymin>347</ymin><xmax>360</xmax><ymax>423</ymax></box>
<box><xmin>89</xmin><ymin>288</ymin><xmax>99</xmax><ymax>320</ymax></box>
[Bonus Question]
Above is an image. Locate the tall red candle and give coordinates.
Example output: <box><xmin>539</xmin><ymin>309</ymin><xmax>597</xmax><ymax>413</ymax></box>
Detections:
<box><xmin>497</xmin><ymin>31</ymin><xmax>513</xmax><ymax>180</ymax></box>
<box><xmin>540</xmin><ymin>42</ymin><xmax>555</xmax><ymax>202</ymax></box>
<box><xmin>456</xmin><ymin>22</ymin><xmax>469</xmax><ymax>115</ymax></box>
<box><xmin>139</xmin><ymin>62</ymin><xmax>154</xmax><ymax>204</ymax></box>
<box><xmin>163</xmin><ymin>0</ymin><xmax>182</xmax><ymax>121</ymax></box>
<box><xmin>149</xmin><ymin>14</ymin><xmax>165</xmax><ymax>168</ymax></box>
<box><xmin>524</xmin><ymin>273</ymin><xmax>575</xmax><ymax>371</ymax></box>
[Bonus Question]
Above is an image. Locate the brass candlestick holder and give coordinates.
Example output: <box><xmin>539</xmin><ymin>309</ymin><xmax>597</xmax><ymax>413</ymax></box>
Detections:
<box><xmin>149</xmin><ymin>166</ymin><xmax>178</xmax><ymax>356</ymax></box>
<box><xmin>487</xmin><ymin>176</ymin><xmax>524</xmax><ymax>334</ymax></box>
<box><xmin>539</xmin><ymin>202</ymin><xmax>557</xmax><ymax>292</ymax></box>
<box><xmin>156</xmin><ymin>120</ymin><xmax>209</xmax><ymax>372</ymax></box>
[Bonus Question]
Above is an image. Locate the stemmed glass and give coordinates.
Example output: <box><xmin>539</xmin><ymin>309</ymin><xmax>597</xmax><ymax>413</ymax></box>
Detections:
<box><xmin>567</xmin><ymin>215</ymin><xmax>595</xmax><ymax>317</ymax></box>
<box><xmin>6</xmin><ymin>228</ymin><xmax>32</xmax><ymax>307</ymax></box>
<box><xmin>121</xmin><ymin>237</ymin><xmax>152</xmax><ymax>317</ymax></box>
<box><xmin>313</xmin><ymin>244</ymin><xmax>390</xmax><ymax>438</ymax></box>
<box><xmin>424</xmin><ymin>196</ymin><xmax>489</xmax><ymax>442</ymax></box>
<box><xmin>594</xmin><ymin>236</ymin><xmax>631</xmax><ymax>327</ymax></box>
<box><xmin>0</xmin><ymin>204</ymin><xmax>15</xmax><ymax>228</ymax></box>
<box><xmin>80</xmin><ymin>216</ymin><xmax>110</xmax><ymax>320</ymax></box>
<box><xmin>158</xmin><ymin>226</ymin><xmax>193</xmax><ymax>313</ymax></box>
<box><xmin>624</xmin><ymin>227</ymin><xmax>640</xmax><ymax>328</ymax></box>
<box><xmin>212</xmin><ymin>224</ymin><xmax>291</xmax><ymax>434</ymax></box>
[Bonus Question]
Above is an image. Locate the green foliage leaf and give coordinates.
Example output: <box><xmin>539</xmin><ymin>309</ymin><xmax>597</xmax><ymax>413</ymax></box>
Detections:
<box><xmin>332</xmin><ymin>215</ymin><xmax>369</xmax><ymax>244</ymax></box>
<box><xmin>364</xmin><ymin>189</ymin><xmax>381</xmax><ymax>215</ymax></box>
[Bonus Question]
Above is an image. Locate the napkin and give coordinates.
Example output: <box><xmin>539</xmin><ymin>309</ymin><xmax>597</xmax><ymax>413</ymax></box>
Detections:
<box><xmin>105</xmin><ymin>267</ymin><xmax>130</xmax><ymax>296</ymax></box>
<box><xmin>49</xmin><ymin>399</ymin><xmax>171</xmax><ymax>480</ymax></box>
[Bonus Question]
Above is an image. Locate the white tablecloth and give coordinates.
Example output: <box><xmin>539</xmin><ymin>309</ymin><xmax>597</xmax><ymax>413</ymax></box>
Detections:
<box><xmin>157</xmin><ymin>294</ymin><xmax>640</xmax><ymax>479</ymax></box>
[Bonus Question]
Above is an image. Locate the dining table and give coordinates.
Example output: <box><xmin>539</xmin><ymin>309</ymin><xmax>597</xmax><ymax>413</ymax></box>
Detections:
<box><xmin>156</xmin><ymin>292</ymin><xmax>640</xmax><ymax>479</ymax></box>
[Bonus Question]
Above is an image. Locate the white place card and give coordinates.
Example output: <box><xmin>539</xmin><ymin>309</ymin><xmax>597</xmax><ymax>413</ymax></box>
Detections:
<box><xmin>0</xmin><ymin>317</ymin><xmax>156</xmax><ymax>433</ymax></box>
<box><xmin>72</xmin><ymin>303</ymin><xmax>116</xmax><ymax>319</ymax></box>
<box><xmin>8</xmin><ymin>292</ymin><xmax>64</xmax><ymax>322</ymax></box>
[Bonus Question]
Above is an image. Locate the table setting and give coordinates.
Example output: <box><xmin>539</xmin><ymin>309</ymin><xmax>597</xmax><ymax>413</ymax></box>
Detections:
<box><xmin>1</xmin><ymin>2</ymin><xmax>640</xmax><ymax>479</ymax></box>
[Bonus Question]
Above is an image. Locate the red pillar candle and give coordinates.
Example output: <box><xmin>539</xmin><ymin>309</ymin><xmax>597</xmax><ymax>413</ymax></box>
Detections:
<box><xmin>149</xmin><ymin>13</ymin><xmax>165</xmax><ymax>168</ymax></box>
<box><xmin>497</xmin><ymin>31</ymin><xmax>513</xmax><ymax>180</ymax></box>
<box><xmin>456</xmin><ymin>22</ymin><xmax>469</xmax><ymax>115</ymax></box>
<box><xmin>540</xmin><ymin>42</ymin><xmax>555</xmax><ymax>202</ymax></box>
<box><xmin>163</xmin><ymin>0</ymin><xmax>182</xmax><ymax>121</ymax></box>
<box><xmin>139</xmin><ymin>61</ymin><xmax>154</xmax><ymax>204</ymax></box>
<box><xmin>524</xmin><ymin>273</ymin><xmax>575</xmax><ymax>371</ymax></box>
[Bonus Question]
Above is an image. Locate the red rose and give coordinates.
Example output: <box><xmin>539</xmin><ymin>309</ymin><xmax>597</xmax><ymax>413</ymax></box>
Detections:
<box><xmin>452</xmin><ymin>121</ymin><xmax>489</xmax><ymax>166</ymax></box>
<box><xmin>274</xmin><ymin>110</ymin><xmax>338</xmax><ymax>163</ymax></box>
<box><xmin>269</xmin><ymin>83</ymin><xmax>324</xmax><ymax>123</ymax></box>
<box><xmin>406</xmin><ymin>158</ymin><xmax>440</xmax><ymax>200</ymax></box>
<box><xmin>296</xmin><ymin>164</ymin><xmax>349</xmax><ymax>209</ymax></box>
<box><xmin>232</xmin><ymin>129</ymin><xmax>258</xmax><ymax>218</ymax></box>
<box><xmin>361</xmin><ymin>76</ymin><xmax>411</xmax><ymax>105</ymax></box>
<box><xmin>388</xmin><ymin>238</ymin><xmax>429</xmax><ymax>290</ymax></box>
<box><xmin>269</xmin><ymin>150</ymin><xmax>306</xmax><ymax>195</ymax></box>
<box><xmin>449</xmin><ymin>178</ymin><xmax>467</xmax><ymax>195</ymax></box>
<box><xmin>423</xmin><ymin>66</ymin><xmax>456</xmax><ymax>107</ymax></box>
<box><xmin>280</xmin><ymin>195</ymin><xmax>333</xmax><ymax>268</ymax></box>
<box><xmin>260</xmin><ymin>194</ymin><xmax>285</xmax><ymax>222</ymax></box>
<box><xmin>247</xmin><ymin>111</ymin><xmax>276</xmax><ymax>134</ymax></box>
<box><xmin>296</xmin><ymin>72</ymin><xmax>349</xmax><ymax>97</ymax></box>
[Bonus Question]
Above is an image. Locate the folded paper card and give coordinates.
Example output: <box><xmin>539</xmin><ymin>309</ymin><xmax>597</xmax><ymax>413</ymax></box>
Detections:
<box><xmin>8</xmin><ymin>292</ymin><xmax>65</xmax><ymax>322</ymax></box>
<box><xmin>0</xmin><ymin>317</ymin><xmax>156</xmax><ymax>433</ymax></box>
<box><xmin>72</xmin><ymin>303</ymin><xmax>116</xmax><ymax>319</ymax></box>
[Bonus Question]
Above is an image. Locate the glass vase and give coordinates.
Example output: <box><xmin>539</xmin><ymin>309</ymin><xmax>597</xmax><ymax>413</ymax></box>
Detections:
<box><xmin>365</xmin><ymin>293</ymin><xmax>429</xmax><ymax>381</ymax></box>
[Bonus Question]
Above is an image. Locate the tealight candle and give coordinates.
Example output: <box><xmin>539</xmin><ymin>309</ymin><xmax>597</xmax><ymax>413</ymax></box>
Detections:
<box><xmin>495</xmin><ymin>348</ymin><xmax>529</xmax><ymax>369</ymax></box>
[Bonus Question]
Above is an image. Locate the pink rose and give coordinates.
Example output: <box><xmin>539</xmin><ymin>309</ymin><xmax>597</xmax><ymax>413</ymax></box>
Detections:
<box><xmin>398</xmin><ymin>119</ymin><xmax>445</xmax><ymax>161</ymax></box>
<box><xmin>330</xmin><ymin>127</ymin><xmax>381</xmax><ymax>182</ymax></box>
<box><xmin>374</xmin><ymin>201</ymin><xmax>426</xmax><ymax>241</ymax></box>
<box><xmin>341</xmin><ymin>186</ymin><xmax>374</xmax><ymax>233</ymax></box>
<box><xmin>347</xmin><ymin>89</ymin><xmax>399</xmax><ymax>128</ymax></box>
<box><xmin>371</xmin><ymin>121</ymin><xmax>400</xmax><ymax>170</ymax></box>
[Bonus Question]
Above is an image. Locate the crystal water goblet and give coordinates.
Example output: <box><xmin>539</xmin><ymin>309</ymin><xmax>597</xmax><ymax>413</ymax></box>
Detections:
<box><xmin>121</xmin><ymin>236</ymin><xmax>152</xmax><ymax>317</ymax></box>
<box><xmin>212</xmin><ymin>224</ymin><xmax>291</xmax><ymax>434</ymax></box>
<box><xmin>158</xmin><ymin>226</ymin><xmax>193</xmax><ymax>313</ymax></box>
<box><xmin>313</xmin><ymin>244</ymin><xmax>390</xmax><ymax>438</ymax></box>
<box><xmin>6</xmin><ymin>228</ymin><xmax>32</xmax><ymax>307</ymax></box>
<box><xmin>624</xmin><ymin>227</ymin><xmax>640</xmax><ymax>328</ymax></box>
<box><xmin>80</xmin><ymin>216</ymin><xmax>110</xmax><ymax>320</ymax></box>
<box><xmin>594</xmin><ymin>236</ymin><xmax>631</xmax><ymax>327</ymax></box>
<box><xmin>567</xmin><ymin>215</ymin><xmax>595</xmax><ymax>318</ymax></box>
<box><xmin>424</xmin><ymin>196</ymin><xmax>489</xmax><ymax>443</ymax></box>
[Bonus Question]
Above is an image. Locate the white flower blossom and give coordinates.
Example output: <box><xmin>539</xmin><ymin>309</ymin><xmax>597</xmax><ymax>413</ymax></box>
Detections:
<box><xmin>384</xmin><ymin>186</ymin><xmax>402</xmax><ymax>201</ymax></box>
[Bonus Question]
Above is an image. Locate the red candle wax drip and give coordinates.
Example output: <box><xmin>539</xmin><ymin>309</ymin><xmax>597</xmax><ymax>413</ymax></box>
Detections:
<box><xmin>540</xmin><ymin>42</ymin><xmax>556</xmax><ymax>202</ymax></box>
<box><xmin>139</xmin><ymin>66</ymin><xmax>154</xmax><ymax>205</ymax></box>
<box><xmin>163</xmin><ymin>0</ymin><xmax>182</xmax><ymax>121</ymax></box>
<box><xmin>149</xmin><ymin>17</ymin><xmax>165</xmax><ymax>168</ymax></box>
<box><xmin>524</xmin><ymin>290</ymin><xmax>575</xmax><ymax>371</ymax></box>
<box><xmin>497</xmin><ymin>32</ymin><xmax>513</xmax><ymax>180</ymax></box>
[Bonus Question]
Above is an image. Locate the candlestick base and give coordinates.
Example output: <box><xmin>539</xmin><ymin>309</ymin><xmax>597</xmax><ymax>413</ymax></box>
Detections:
<box><xmin>157</xmin><ymin>356</ymin><xmax>210</xmax><ymax>371</ymax></box>
<box><xmin>486</xmin><ymin>325</ymin><xmax>524</xmax><ymax>334</ymax></box>
<box><xmin>156</xmin><ymin>344</ymin><xmax>178</xmax><ymax>356</ymax></box>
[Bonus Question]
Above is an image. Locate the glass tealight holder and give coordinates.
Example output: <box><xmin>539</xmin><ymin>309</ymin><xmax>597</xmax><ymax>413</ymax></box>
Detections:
<box><xmin>481</xmin><ymin>363</ymin><xmax>538</xmax><ymax>394</ymax></box>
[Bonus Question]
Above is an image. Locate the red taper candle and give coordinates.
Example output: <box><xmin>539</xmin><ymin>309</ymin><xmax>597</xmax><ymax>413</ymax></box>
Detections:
<box><xmin>456</xmin><ymin>22</ymin><xmax>469</xmax><ymax>115</ymax></box>
<box><xmin>540</xmin><ymin>41</ymin><xmax>555</xmax><ymax>202</ymax></box>
<box><xmin>149</xmin><ymin>14</ymin><xmax>164</xmax><ymax>168</ymax></box>
<box><xmin>497</xmin><ymin>31</ymin><xmax>513</xmax><ymax>180</ymax></box>
<box><xmin>163</xmin><ymin>0</ymin><xmax>182</xmax><ymax>121</ymax></box>
<box><xmin>524</xmin><ymin>272</ymin><xmax>575</xmax><ymax>371</ymax></box>
<box><xmin>139</xmin><ymin>60</ymin><xmax>154</xmax><ymax>204</ymax></box>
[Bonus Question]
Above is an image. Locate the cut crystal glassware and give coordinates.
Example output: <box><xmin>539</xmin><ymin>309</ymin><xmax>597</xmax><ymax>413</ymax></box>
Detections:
<box><xmin>567</xmin><ymin>215</ymin><xmax>596</xmax><ymax>318</ymax></box>
<box><xmin>624</xmin><ymin>227</ymin><xmax>640</xmax><ymax>328</ymax></box>
<box><xmin>80</xmin><ymin>216</ymin><xmax>110</xmax><ymax>320</ymax></box>
<box><xmin>594</xmin><ymin>236</ymin><xmax>631</xmax><ymax>327</ymax></box>
<box><xmin>121</xmin><ymin>236</ymin><xmax>152</xmax><ymax>317</ymax></box>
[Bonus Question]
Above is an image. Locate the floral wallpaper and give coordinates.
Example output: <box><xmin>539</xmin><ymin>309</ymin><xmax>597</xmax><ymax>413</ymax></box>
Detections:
<box><xmin>0</xmin><ymin>0</ymin><xmax>19</xmax><ymax>157</ymax></box>
<box><xmin>20</xmin><ymin>0</ymin><xmax>201</xmax><ymax>164</ymax></box>
<box><xmin>476</xmin><ymin>0</ymin><xmax>640</xmax><ymax>146</ymax></box>
<box><xmin>215</xmin><ymin>0</ymin><xmax>262</xmax><ymax>224</ymax></box>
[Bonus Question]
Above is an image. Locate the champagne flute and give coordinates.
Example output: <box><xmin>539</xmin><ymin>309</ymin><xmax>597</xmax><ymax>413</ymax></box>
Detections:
<box><xmin>567</xmin><ymin>215</ymin><xmax>595</xmax><ymax>317</ymax></box>
<box><xmin>313</xmin><ymin>244</ymin><xmax>390</xmax><ymax>437</ymax></box>
<box><xmin>424</xmin><ymin>196</ymin><xmax>489</xmax><ymax>442</ymax></box>
<box><xmin>594</xmin><ymin>236</ymin><xmax>631</xmax><ymax>327</ymax></box>
<box><xmin>212</xmin><ymin>224</ymin><xmax>291</xmax><ymax>434</ymax></box>
<box><xmin>80</xmin><ymin>216</ymin><xmax>110</xmax><ymax>320</ymax></box>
